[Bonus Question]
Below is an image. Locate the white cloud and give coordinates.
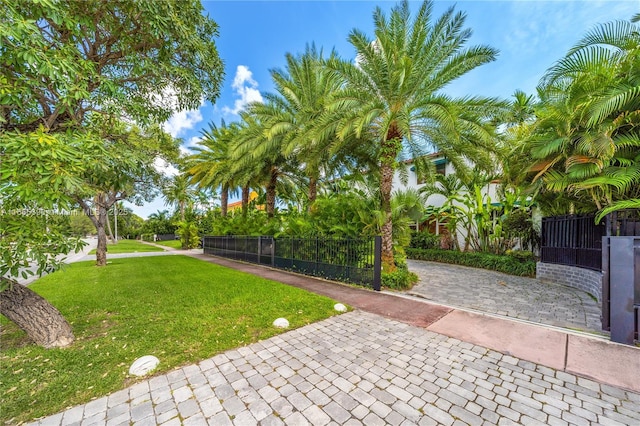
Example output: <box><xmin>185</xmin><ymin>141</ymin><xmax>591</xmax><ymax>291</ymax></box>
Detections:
<box><xmin>177</xmin><ymin>136</ymin><xmax>202</xmax><ymax>157</ymax></box>
<box><xmin>223</xmin><ymin>65</ymin><xmax>263</xmax><ymax>115</ymax></box>
<box><xmin>155</xmin><ymin>85</ymin><xmax>205</xmax><ymax>138</ymax></box>
<box><xmin>162</xmin><ymin>109</ymin><xmax>203</xmax><ymax>138</ymax></box>
<box><xmin>187</xmin><ymin>136</ymin><xmax>202</xmax><ymax>146</ymax></box>
<box><xmin>153</xmin><ymin>157</ymin><xmax>179</xmax><ymax>177</ymax></box>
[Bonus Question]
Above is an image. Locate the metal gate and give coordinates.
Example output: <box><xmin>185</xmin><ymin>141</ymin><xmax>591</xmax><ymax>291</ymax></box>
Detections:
<box><xmin>602</xmin><ymin>236</ymin><xmax>640</xmax><ymax>345</ymax></box>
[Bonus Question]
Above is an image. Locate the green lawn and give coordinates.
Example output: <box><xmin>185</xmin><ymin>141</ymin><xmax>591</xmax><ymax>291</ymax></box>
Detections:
<box><xmin>0</xmin><ymin>256</ymin><xmax>341</xmax><ymax>424</ymax></box>
<box><xmin>88</xmin><ymin>239</ymin><xmax>165</xmax><ymax>254</ymax></box>
<box><xmin>153</xmin><ymin>239</ymin><xmax>182</xmax><ymax>249</ymax></box>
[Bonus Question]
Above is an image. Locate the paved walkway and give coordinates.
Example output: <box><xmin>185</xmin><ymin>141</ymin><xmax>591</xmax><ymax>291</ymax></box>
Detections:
<box><xmin>24</xmin><ymin>252</ymin><xmax>640</xmax><ymax>426</ymax></box>
<box><xmin>407</xmin><ymin>260</ymin><xmax>603</xmax><ymax>334</ymax></box>
<box><xmin>26</xmin><ymin>311</ymin><xmax>640</xmax><ymax>426</ymax></box>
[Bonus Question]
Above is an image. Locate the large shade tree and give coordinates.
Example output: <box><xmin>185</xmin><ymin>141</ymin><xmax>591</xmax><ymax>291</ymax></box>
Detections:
<box><xmin>326</xmin><ymin>0</ymin><xmax>502</xmax><ymax>270</ymax></box>
<box><xmin>0</xmin><ymin>0</ymin><xmax>223</xmax><ymax>347</ymax></box>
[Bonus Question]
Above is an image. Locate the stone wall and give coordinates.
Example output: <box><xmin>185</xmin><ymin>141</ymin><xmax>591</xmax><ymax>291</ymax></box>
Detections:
<box><xmin>536</xmin><ymin>262</ymin><xmax>603</xmax><ymax>302</ymax></box>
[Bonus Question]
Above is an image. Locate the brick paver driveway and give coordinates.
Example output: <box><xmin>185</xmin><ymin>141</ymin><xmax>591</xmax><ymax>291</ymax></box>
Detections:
<box><xmin>407</xmin><ymin>260</ymin><xmax>603</xmax><ymax>334</ymax></box>
<box><xmin>28</xmin><ymin>311</ymin><xmax>640</xmax><ymax>426</ymax></box>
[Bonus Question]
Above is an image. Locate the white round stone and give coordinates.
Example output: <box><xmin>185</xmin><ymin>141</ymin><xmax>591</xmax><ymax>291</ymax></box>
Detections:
<box><xmin>273</xmin><ymin>318</ymin><xmax>290</xmax><ymax>328</ymax></box>
<box><xmin>334</xmin><ymin>303</ymin><xmax>347</xmax><ymax>312</ymax></box>
<box><xmin>129</xmin><ymin>355</ymin><xmax>160</xmax><ymax>376</ymax></box>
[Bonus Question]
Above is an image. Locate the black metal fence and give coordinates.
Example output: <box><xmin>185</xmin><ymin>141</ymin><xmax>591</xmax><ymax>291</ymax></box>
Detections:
<box><xmin>540</xmin><ymin>211</ymin><xmax>640</xmax><ymax>271</ymax></box>
<box><xmin>202</xmin><ymin>235</ymin><xmax>382</xmax><ymax>290</ymax></box>
<box><xmin>156</xmin><ymin>233</ymin><xmax>178</xmax><ymax>241</ymax></box>
<box><xmin>541</xmin><ymin>214</ymin><xmax>606</xmax><ymax>270</ymax></box>
<box><xmin>608</xmin><ymin>210</ymin><xmax>640</xmax><ymax>236</ymax></box>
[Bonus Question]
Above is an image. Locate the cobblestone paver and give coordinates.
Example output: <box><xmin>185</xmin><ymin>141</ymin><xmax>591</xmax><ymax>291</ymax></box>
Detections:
<box><xmin>407</xmin><ymin>260</ymin><xmax>603</xmax><ymax>333</ymax></box>
<box><xmin>28</xmin><ymin>312</ymin><xmax>638</xmax><ymax>426</ymax></box>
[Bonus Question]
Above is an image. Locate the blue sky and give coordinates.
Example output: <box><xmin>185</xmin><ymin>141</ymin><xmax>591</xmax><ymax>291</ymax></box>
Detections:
<box><xmin>132</xmin><ymin>0</ymin><xmax>638</xmax><ymax>219</ymax></box>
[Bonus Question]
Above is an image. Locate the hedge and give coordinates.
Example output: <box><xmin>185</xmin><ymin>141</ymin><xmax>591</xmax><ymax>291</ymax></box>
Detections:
<box><xmin>406</xmin><ymin>248</ymin><xmax>536</xmax><ymax>277</ymax></box>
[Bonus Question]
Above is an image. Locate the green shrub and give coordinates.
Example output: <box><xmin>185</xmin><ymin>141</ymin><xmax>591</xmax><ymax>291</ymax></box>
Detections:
<box><xmin>406</xmin><ymin>248</ymin><xmax>536</xmax><ymax>277</ymax></box>
<box><xmin>382</xmin><ymin>252</ymin><xmax>418</xmax><ymax>290</ymax></box>
<box><xmin>506</xmin><ymin>249</ymin><xmax>536</xmax><ymax>262</ymax></box>
<box><xmin>381</xmin><ymin>267</ymin><xmax>418</xmax><ymax>290</ymax></box>
<box><xmin>409</xmin><ymin>230</ymin><xmax>440</xmax><ymax>250</ymax></box>
<box><xmin>176</xmin><ymin>221</ymin><xmax>201</xmax><ymax>249</ymax></box>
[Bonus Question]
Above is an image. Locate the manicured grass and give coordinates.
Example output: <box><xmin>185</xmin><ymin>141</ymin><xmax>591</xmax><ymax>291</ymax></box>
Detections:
<box><xmin>153</xmin><ymin>239</ymin><xmax>182</xmax><ymax>249</ymax></box>
<box><xmin>0</xmin><ymin>256</ymin><xmax>341</xmax><ymax>424</ymax></box>
<box><xmin>88</xmin><ymin>239</ymin><xmax>165</xmax><ymax>254</ymax></box>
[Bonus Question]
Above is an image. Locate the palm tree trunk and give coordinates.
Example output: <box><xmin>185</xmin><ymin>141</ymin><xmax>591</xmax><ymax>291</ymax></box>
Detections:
<box><xmin>0</xmin><ymin>278</ymin><xmax>74</xmax><ymax>348</ymax></box>
<box><xmin>380</xmin><ymin>133</ymin><xmax>401</xmax><ymax>272</ymax></box>
<box><xmin>308</xmin><ymin>176</ymin><xmax>318</xmax><ymax>213</ymax></box>
<box><xmin>380</xmin><ymin>160</ymin><xmax>395</xmax><ymax>272</ymax></box>
<box><xmin>241</xmin><ymin>185</ymin><xmax>250</xmax><ymax>217</ymax></box>
<box><xmin>266</xmin><ymin>167</ymin><xmax>278</xmax><ymax>218</ymax></box>
<box><xmin>221</xmin><ymin>185</ymin><xmax>229</xmax><ymax>217</ymax></box>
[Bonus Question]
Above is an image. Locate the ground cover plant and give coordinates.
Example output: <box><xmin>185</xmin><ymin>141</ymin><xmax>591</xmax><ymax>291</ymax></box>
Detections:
<box><xmin>406</xmin><ymin>247</ymin><xmax>536</xmax><ymax>277</ymax></box>
<box><xmin>0</xmin><ymin>256</ymin><xmax>340</xmax><ymax>424</ymax></box>
<box><xmin>88</xmin><ymin>239</ymin><xmax>165</xmax><ymax>255</ymax></box>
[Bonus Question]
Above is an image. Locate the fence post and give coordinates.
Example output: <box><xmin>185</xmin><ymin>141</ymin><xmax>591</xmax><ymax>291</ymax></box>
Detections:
<box><xmin>373</xmin><ymin>236</ymin><xmax>382</xmax><ymax>291</ymax></box>
<box><xmin>271</xmin><ymin>237</ymin><xmax>275</xmax><ymax>267</ymax></box>
<box><xmin>606</xmin><ymin>236</ymin><xmax>638</xmax><ymax>345</ymax></box>
<box><xmin>258</xmin><ymin>236</ymin><xmax>262</xmax><ymax>262</ymax></box>
<box><xmin>602</xmin><ymin>236</ymin><xmax>610</xmax><ymax>331</ymax></box>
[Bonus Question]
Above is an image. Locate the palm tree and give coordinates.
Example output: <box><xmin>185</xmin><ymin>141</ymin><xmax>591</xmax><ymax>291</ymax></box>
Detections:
<box><xmin>231</xmin><ymin>110</ymin><xmax>300</xmax><ymax>218</ymax></box>
<box><xmin>326</xmin><ymin>0</ymin><xmax>502</xmax><ymax>269</ymax></box>
<box><xmin>162</xmin><ymin>174</ymin><xmax>195</xmax><ymax>221</ymax></box>
<box><xmin>531</xmin><ymin>16</ymin><xmax>640</xmax><ymax>218</ymax></box>
<box><xmin>186</xmin><ymin>121</ymin><xmax>240</xmax><ymax>217</ymax></box>
<box><xmin>260</xmin><ymin>44</ymin><xmax>345</xmax><ymax>209</ymax></box>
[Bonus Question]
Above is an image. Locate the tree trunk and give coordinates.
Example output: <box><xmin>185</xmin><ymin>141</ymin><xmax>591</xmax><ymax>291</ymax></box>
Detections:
<box><xmin>0</xmin><ymin>278</ymin><xmax>74</xmax><ymax>348</ymax></box>
<box><xmin>95</xmin><ymin>204</ymin><xmax>109</xmax><ymax>266</ymax></box>
<box><xmin>106</xmin><ymin>208</ymin><xmax>115</xmax><ymax>243</ymax></box>
<box><xmin>221</xmin><ymin>186</ymin><xmax>229</xmax><ymax>217</ymax></box>
<box><xmin>380</xmin><ymin>160</ymin><xmax>396</xmax><ymax>272</ymax></box>
<box><xmin>308</xmin><ymin>176</ymin><xmax>317</xmax><ymax>213</ymax></box>
<box><xmin>77</xmin><ymin>194</ymin><xmax>114</xmax><ymax>267</ymax></box>
<box><xmin>241</xmin><ymin>185</ymin><xmax>250</xmax><ymax>217</ymax></box>
<box><xmin>266</xmin><ymin>167</ymin><xmax>278</xmax><ymax>219</ymax></box>
<box><xmin>380</xmin><ymin>134</ymin><xmax>400</xmax><ymax>273</ymax></box>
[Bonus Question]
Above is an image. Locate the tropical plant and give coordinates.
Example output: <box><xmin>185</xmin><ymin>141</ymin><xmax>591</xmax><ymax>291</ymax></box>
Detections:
<box><xmin>530</xmin><ymin>16</ymin><xmax>640</xmax><ymax>219</ymax></box>
<box><xmin>176</xmin><ymin>220</ymin><xmax>201</xmax><ymax>249</ymax></box>
<box><xmin>186</xmin><ymin>121</ymin><xmax>240</xmax><ymax>217</ymax></box>
<box><xmin>257</xmin><ymin>44</ymin><xmax>347</xmax><ymax>209</ymax></box>
<box><xmin>163</xmin><ymin>174</ymin><xmax>197</xmax><ymax>221</ymax></box>
<box><xmin>231</xmin><ymin>110</ymin><xmax>300</xmax><ymax>218</ymax></box>
<box><xmin>325</xmin><ymin>0</ymin><xmax>503</xmax><ymax>270</ymax></box>
<box><xmin>143</xmin><ymin>210</ymin><xmax>176</xmax><ymax>236</ymax></box>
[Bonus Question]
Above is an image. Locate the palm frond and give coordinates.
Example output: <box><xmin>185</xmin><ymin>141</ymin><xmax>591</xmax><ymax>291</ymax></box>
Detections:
<box><xmin>596</xmin><ymin>199</ymin><xmax>640</xmax><ymax>222</ymax></box>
